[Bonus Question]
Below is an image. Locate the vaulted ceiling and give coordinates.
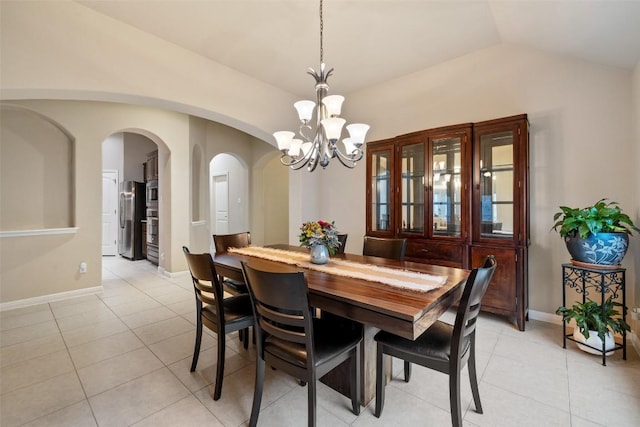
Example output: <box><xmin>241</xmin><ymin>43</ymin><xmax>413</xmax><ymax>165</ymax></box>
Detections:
<box><xmin>78</xmin><ymin>1</ymin><xmax>640</xmax><ymax>98</ymax></box>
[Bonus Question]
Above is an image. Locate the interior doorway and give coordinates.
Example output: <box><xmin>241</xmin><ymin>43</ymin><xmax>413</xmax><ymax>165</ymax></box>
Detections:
<box><xmin>102</xmin><ymin>169</ymin><xmax>119</xmax><ymax>255</ymax></box>
<box><xmin>212</xmin><ymin>172</ymin><xmax>229</xmax><ymax>235</ymax></box>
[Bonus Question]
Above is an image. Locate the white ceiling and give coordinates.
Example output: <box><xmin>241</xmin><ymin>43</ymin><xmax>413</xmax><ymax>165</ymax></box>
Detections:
<box><xmin>77</xmin><ymin>1</ymin><xmax>640</xmax><ymax>98</ymax></box>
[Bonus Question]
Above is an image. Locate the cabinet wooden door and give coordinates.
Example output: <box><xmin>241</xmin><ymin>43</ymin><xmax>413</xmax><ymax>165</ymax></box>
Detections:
<box><xmin>470</xmin><ymin>245</ymin><xmax>527</xmax><ymax>330</ymax></box>
<box><xmin>472</xmin><ymin>116</ymin><xmax>528</xmax><ymax>247</ymax></box>
<box><xmin>366</xmin><ymin>140</ymin><xmax>395</xmax><ymax>237</ymax></box>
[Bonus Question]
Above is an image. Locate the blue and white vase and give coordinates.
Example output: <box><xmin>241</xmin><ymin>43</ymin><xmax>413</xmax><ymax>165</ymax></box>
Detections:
<box><xmin>310</xmin><ymin>245</ymin><xmax>329</xmax><ymax>265</ymax></box>
<box><xmin>565</xmin><ymin>232</ymin><xmax>629</xmax><ymax>266</ymax></box>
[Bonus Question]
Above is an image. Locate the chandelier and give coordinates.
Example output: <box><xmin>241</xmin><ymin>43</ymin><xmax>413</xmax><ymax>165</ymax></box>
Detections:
<box><xmin>273</xmin><ymin>0</ymin><xmax>369</xmax><ymax>171</ymax></box>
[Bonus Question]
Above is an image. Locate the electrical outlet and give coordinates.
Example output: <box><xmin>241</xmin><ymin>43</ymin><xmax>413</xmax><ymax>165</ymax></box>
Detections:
<box><xmin>79</xmin><ymin>262</ymin><xmax>87</xmax><ymax>274</ymax></box>
<box><xmin>632</xmin><ymin>308</ymin><xmax>640</xmax><ymax>321</ymax></box>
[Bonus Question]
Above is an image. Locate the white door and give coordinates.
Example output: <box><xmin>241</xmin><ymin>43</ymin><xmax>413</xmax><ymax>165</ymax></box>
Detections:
<box><xmin>102</xmin><ymin>170</ymin><xmax>119</xmax><ymax>255</ymax></box>
<box><xmin>212</xmin><ymin>173</ymin><xmax>229</xmax><ymax>234</ymax></box>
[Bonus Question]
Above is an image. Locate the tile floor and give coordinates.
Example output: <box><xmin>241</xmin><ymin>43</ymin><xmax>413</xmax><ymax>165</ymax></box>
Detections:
<box><xmin>1</xmin><ymin>256</ymin><xmax>639</xmax><ymax>427</ymax></box>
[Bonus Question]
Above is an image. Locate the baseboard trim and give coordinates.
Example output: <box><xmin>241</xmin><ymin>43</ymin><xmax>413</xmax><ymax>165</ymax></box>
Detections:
<box><xmin>528</xmin><ymin>309</ymin><xmax>563</xmax><ymax>325</ymax></box>
<box><xmin>0</xmin><ymin>286</ymin><xmax>103</xmax><ymax>312</ymax></box>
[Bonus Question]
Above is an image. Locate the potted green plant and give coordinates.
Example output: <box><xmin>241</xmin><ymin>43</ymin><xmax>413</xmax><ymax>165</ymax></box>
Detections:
<box><xmin>556</xmin><ymin>297</ymin><xmax>630</xmax><ymax>355</ymax></box>
<box><xmin>551</xmin><ymin>198</ymin><xmax>640</xmax><ymax>266</ymax></box>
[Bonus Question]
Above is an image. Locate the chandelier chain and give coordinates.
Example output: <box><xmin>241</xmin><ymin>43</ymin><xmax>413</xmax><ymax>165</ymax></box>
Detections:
<box><xmin>319</xmin><ymin>0</ymin><xmax>324</xmax><ymax>64</ymax></box>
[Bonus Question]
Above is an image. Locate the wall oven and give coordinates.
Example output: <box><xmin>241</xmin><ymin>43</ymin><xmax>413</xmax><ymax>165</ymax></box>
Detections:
<box><xmin>146</xmin><ymin>180</ymin><xmax>158</xmax><ymax>206</ymax></box>
<box><xmin>146</xmin><ymin>207</ymin><xmax>159</xmax><ymax>264</ymax></box>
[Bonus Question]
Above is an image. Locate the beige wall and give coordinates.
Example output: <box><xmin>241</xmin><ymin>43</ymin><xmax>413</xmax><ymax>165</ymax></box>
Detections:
<box><xmin>632</xmin><ymin>63</ymin><xmax>640</xmax><ymax>334</ymax></box>
<box><xmin>0</xmin><ymin>1</ymin><xmax>638</xmax><ymax>327</ymax></box>
<box><xmin>326</xmin><ymin>44</ymin><xmax>638</xmax><ymax>317</ymax></box>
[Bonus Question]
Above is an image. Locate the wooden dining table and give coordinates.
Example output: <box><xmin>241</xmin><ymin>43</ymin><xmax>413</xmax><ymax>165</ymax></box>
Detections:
<box><xmin>213</xmin><ymin>244</ymin><xmax>470</xmax><ymax>405</ymax></box>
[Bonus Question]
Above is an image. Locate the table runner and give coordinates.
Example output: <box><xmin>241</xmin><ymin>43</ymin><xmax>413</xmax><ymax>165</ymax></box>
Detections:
<box><xmin>228</xmin><ymin>246</ymin><xmax>446</xmax><ymax>293</ymax></box>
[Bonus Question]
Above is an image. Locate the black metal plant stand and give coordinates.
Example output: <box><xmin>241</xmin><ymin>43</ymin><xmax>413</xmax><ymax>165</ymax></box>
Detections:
<box><xmin>561</xmin><ymin>263</ymin><xmax>626</xmax><ymax>366</ymax></box>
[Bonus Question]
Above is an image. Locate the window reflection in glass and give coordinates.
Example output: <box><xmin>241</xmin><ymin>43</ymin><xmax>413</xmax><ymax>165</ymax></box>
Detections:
<box><xmin>432</xmin><ymin>137</ymin><xmax>462</xmax><ymax>237</ymax></box>
<box><xmin>480</xmin><ymin>132</ymin><xmax>514</xmax><ymax>238</ymax></box>
<box><xmin>400</xmin><ymin>142</ymin><xmax>424</xmax><ymax>233</ymax></box>
<box><xmin>371</xmin><ymin>150</ymin><xmax>391</xmax><ymax>232</ymax></box>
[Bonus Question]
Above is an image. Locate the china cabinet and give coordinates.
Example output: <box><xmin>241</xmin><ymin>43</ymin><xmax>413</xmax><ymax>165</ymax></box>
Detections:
<box><xmin>366</xmin><ymin>114</ymin><xmax>529</xmax><ymax>330</ymax></box>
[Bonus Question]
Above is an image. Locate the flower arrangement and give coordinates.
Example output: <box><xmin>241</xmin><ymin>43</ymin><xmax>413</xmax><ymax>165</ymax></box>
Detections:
<box><xmin>299</xmin><ymin>220</ymin><xmax>341</xmax><ymax>255</ymax></box>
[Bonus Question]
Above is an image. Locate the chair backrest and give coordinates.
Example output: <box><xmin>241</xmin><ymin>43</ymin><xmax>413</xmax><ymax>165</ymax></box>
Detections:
<box><xmin>241</xmin><ymin>261</ymin><xmax>315</xmax><ymax>370</ymax></box>
<box><xmin>451</xmin><ymin>255</ymin><xmax>497</xmax><ymax>360</ymax></box>
<box><xmin>363</xmin><ymin>236</ymin><xmax>407</xmax><ymax>261</ymax></box>
<box><xmin>182</xmin><ymin>246</ymin><xmax>225</xmax><ymax>323</ymax></box>
<box><xmin>336</xmin><ymin>234</ymin><xmax>348</xmax><ymax>254</ymax></box>
<box><xmin>213</xmin><ymin>232</ymin><xmax>251</xmax><ymax>254</ymax></box>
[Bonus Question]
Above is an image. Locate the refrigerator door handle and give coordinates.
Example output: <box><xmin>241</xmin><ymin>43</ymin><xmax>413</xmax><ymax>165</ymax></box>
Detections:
<box><xmin>119</xmin><ymin>193</ymin><xmax>125</xmax><ymax>228</ymax></box>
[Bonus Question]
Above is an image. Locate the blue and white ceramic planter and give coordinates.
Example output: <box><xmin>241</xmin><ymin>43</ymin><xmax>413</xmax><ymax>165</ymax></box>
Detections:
<box><xmin>565</xmin><ymin>232</ymin><xmax>629</xmax><ymax>266</ymax></box>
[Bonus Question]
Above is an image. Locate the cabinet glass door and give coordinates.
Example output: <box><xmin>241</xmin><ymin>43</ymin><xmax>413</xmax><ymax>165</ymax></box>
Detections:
<box><xmin>432</xmin><ymin>137</ymin><xmax>462</xmax><ymax>237</ymax></box>
<box><xmin>400</xmin><ymin>142</ymin><xmax>425</xmax><ymax>234</ymax></box>
<box><xmin>479</xmin><ymin>131</ymin><xmax>514</xmax><ymax>239</ymax></box>
<box><xmin>370</xmin><ymin>148</ymin><xmax>393</xmax><ymax>233</ymax></box>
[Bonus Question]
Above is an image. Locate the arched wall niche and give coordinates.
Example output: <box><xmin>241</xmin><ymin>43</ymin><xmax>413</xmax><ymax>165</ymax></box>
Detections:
<box><xmin>0</xmin><ymin>103</ymin><xmax>75</xmax><ymax>231</ymax></box>
<box><xmin>209</xmin><ymin>152</ymin><xmax>249</xmax><ymax>239</ymax></box>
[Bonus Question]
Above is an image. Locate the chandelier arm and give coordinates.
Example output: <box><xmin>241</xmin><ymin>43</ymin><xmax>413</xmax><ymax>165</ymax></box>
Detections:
<box><xmin>332</xmin><ymin>145</ymin><xmax>364</xmax><ymax>168</ymax></box>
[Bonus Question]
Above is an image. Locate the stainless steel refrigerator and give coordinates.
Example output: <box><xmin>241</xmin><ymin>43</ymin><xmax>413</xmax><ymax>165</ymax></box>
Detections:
<box><xmin>118</xmin><ymin>181</ymin><xmax>146</xmax><ymax>260</ymax></box>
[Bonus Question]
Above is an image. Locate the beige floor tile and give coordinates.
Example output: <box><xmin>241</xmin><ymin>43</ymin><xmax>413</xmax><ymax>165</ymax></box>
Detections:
<box><xmin>168</xmin><ymin>346</ymin><xmax>253</xmax><ymax>392</ymax></box>
<box><xmin>0</xmin><ymin>372</ymin><xmax>86</xmax><ymax>427</ymax></box>
<box><xmin>352</xmin><ymin>382</ymin><xmax>452</xmax><ymax>427</ymax></box>
<box><xmin>89</xmin><ymin>368</ymin><xmax>190</xmax><ymax>427</ymax></box>
<box><xmin>120</xmin><ymin>305</ymin><xmax>179</xmax><ymax>329</ymax></box>
<box><xmin>148</xmin><ymin>329</ymin><xmax>215</xmax><ymax>365</ymax></box>
<box><xmin>482</xmin><ymin>353</ymin><xmax>570</xmax><ymax>411</ymax></box>
<box><xmin>166</xmin><ymin>298</ymin><xmax>195</xmax><ymax>315</ymax></box>
<box><xmin>22</xmin><ymin>400</ymin><xmax>97</xmax><ymax>427</ymax></box>
<box><xmin>0</xmin><ymin>333</ymin><xmax>66</xmax><ymax>368</ymax></box>
<box><xmin>463</xmin><ymin>382</ymin><xmax>572</xmax><ymax>427</ymax></box>
<box><xmin>131</xmin><ymin>395</ymin><xmax>224</xmax><ymax>426</ymax></box>
<box><xmin>0</xmin><ymin>320</ymin><xmax>60</xmax><ymax>348</ymax></box>
<box><xmin>49</xmin><ymin>296</ymin><xmax>106</xmax><ymax>318</ymax></box>
<box><xmin>61</xmin><ymin>317</ymin><xmax>129</xmax><ymax>348</ymax></box>
<box><xmin>2</xmin><ymin>258</ymin><xmax>638</xmax><ymax>427</ymax></box>
<box><xmin>105</xmin><ymin>296</ymin><xmax>162</xmax><ymax>316</ymax></box>
<box><xmin>1</xmin><ymin>303</ymin><xmax>51</xmax><ymax>320</ymax></box>
<box><xmin>0</xmin><ymin>307</ymin><xmax>54</xmax><ymax>331</ymax></box>
<box><xmin>133</xmin><ymin>315</ymin><xmax>194</xmax><ymax>345</ymax></box>
<box><xmin>55</xmin><ymin>305</ymin><xmax>119</xmax><ymax>332</ymax></box>
<box><xmin>254</xmin><ymin>385</ymin><xmax>351</xmax><ymax>427</ymax></box>
<box><xmin>193</xmin><ymin>364</ymin><xmax>295</xmax><ymax>427</ymax></box>
<box><xmin>77</xmin><ymin>347</ymin><xmax>164</xmax><ymax>396</ymax></box>
<box><xmin>1</xmin><ymin>349</ymin><xmax>75</xmax><ymax>394</ymax></box>
<box><xmin>68</xmin><ymin>329</ymin><xmax>144</xmax><ymax>369</ymax></box>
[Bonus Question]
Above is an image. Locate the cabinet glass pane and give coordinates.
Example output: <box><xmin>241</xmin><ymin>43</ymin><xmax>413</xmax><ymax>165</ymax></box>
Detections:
<box><xmin>432</xmin><ymin>137</ymin><xmax>462</xmax><ymax>237</ymax></box>
<box><xmin>479</xmin><ymin>131</ymin><xmax>514</xmax><ymax>239</ymax></box>
<box><xmin>371</xmin><ymin>149</ymin><xmax>392</xmax><ymax>232</ymax></box>
<box><xmin>400</xmin><ymin>142</ymin><xmax>424</xmax><ymax>233</ymax></box>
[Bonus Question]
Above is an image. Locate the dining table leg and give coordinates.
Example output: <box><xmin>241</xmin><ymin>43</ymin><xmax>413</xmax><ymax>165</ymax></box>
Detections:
<box><xmin>320</xmin><ymin>324</ymin><xmax>391</xmax><ymax>406</ymax></box>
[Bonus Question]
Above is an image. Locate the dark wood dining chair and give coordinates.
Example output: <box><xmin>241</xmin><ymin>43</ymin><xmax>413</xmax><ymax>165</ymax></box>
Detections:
<box><xmin>241</xmin><ymin>261</ymin><xmax>362</xmax><ymax>427</ymax></box>
<box><xmin>374</xmin><ymin>255</ymin><xmax>497</xmax><ymax>427</ymax></box>
<box><xmin>182</xmin><ymin>246</ymin><xmax>254</xmax><ymax>401</ymax></box>
<box><xmin>213</xmin><ymin>232</ymin><xmax>251</xmax><ymax>295</ymax></box>
<box><xmin>362</xmin><ymin>236</ymin><xmax>407</xmax><ymax>261</ymax></box>
<box><xmin>336</xmin><ymin>233</ymin><xmax>348</xmax><ymax>254</ymax></box>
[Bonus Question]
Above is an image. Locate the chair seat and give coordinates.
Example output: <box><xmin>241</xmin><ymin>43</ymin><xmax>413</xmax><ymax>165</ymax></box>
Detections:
<box><xmin>202</xmin><ymin>294</ymin><xmax>253</xmax><ymax>327</ymax></box>
<box><xmin>265</xmin><ymin>318</ymin><xmax>361</xmax><ymax>369</ymax></box>
<box><xmin>222</xmin><ymin>277</ymin><xmax>248</xmax><ymax>294</ymax></box>
<box><xmin>375</xmin><ymin>321</ymin><xmax>469</xmax><ymax>362</ymax></box>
